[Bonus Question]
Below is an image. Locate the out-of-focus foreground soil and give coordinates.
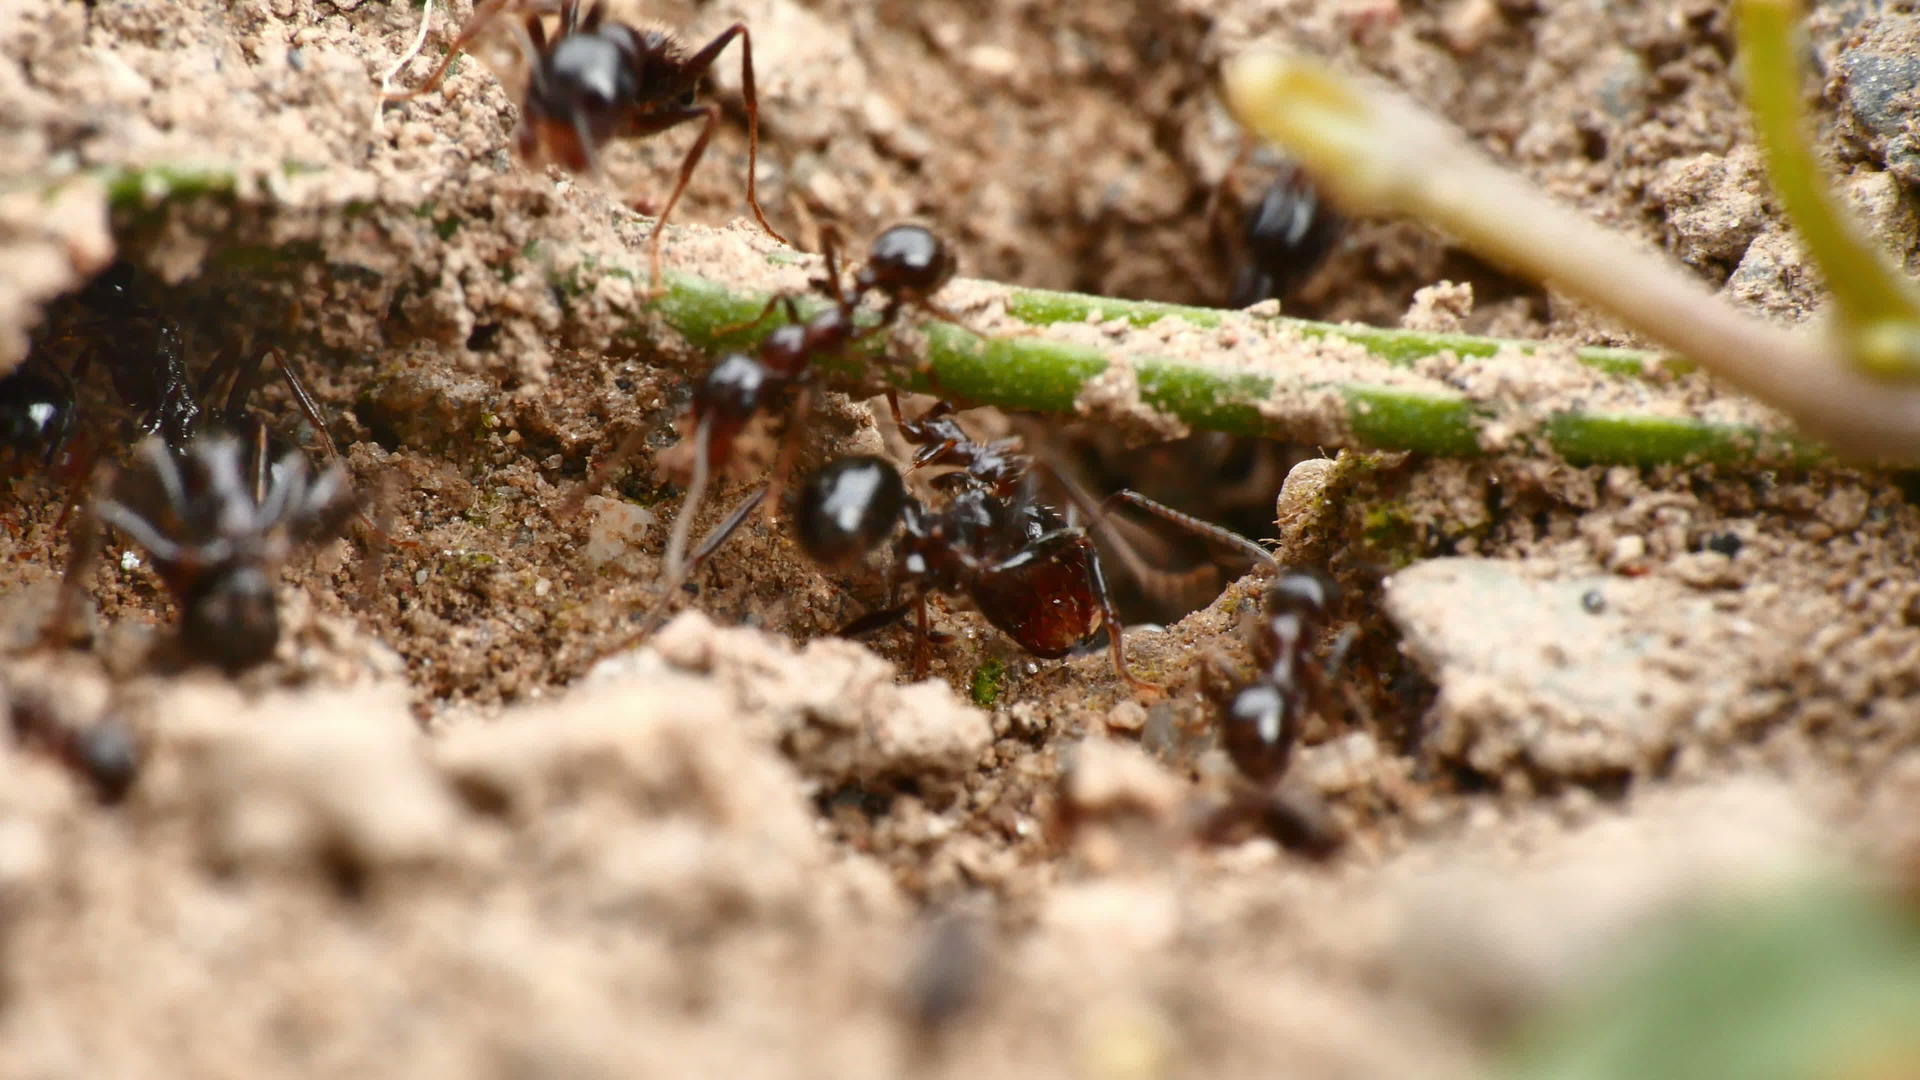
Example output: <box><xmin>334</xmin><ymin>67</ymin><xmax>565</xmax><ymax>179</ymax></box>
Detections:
<box><xmin>2</xmin><ymin>1</ymin><xmax>1918</xmax><ymax>1076</ymax></box>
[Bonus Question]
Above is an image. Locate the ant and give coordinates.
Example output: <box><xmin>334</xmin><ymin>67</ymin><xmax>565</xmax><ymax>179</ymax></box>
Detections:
<box><xmin>7</xmin><ymin>687</ymin><xmax>140</xmax><ymax>805</ymax></box>
<box><xmin>608</xmin><ymin>387</ymin><xmax>1164</xmax><ymax>692</ymax></box>
<box><xmin>14</xmin><ymin>263</ymin><xmax>365</xmax><ymax>672</ymax></box>
<box><xmin>50</xmin><ymin>431</ymin><xmax>357</xmax><ymax>673</ymax></box>
<box><xmin>1219</xmin><ymin>164</ymin><xmax>1343</xmax><ymax>309</ymax></box>
<box><xmin>0</xmin><ymin>368</ymin><xmax>78</xmax><ymax>468</ymax></box>
<box><xmin>1210</xmin><ymin>568</ymin><xmax>1339</xmax><ymax>785</ymax></box>
<box><xmin>782</xmin><ymin>391</ymin><xmax>1180</xmax><ymax>693</ymax></box>
<box><xmin>570</xmin><ymin>223</ymin><xmax>958</xmax><ymax>584</ymax></box>
<box><xmin>5</xmin><ymin>261</ymin><xmax>198</xmax><ymax>479</ymax></box>
<box><xmin>1103</xmin><ymin>486</ymin><xmax>1342</xmax><ymax>784</ymax></box>
<box><xmin>385</xmin><ymin>0</ymin><xmax>789</xmax><ymax>289</ymax></box>
<box><xmin>11</xmin><ymin>262</ymin><xmax>352</xmax><ymax>478</ymax></box>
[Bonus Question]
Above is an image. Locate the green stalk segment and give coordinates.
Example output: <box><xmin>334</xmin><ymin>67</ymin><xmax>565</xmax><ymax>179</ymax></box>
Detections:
<box><xmin>649</xmin><ymin>273</ymin><xmax>1819</xmax><ymax>468</ymax></box>
<box><xmin>1008</xmin><ymin>285</ymin><xmax>1678</xmax><ymax>379</ymax></box>
<box><xmin>1735</xmin><ymin>0</ymin><xmax>1920</xmax><ymax>380</ymax></box>
<box><xmin>78</xmin><ymin>162</ymin><xmax>1831</xmax><ymax>470</ymax></box>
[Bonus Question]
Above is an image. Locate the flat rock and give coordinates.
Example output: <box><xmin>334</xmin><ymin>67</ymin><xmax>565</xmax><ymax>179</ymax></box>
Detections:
<box><xmin>1381</xmin><ymin>558</ymin><xmax>1796</xmax><ymax>778</ymax></box>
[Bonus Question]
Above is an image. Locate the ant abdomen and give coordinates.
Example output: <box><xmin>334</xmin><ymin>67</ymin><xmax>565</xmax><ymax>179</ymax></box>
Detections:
<box><xmin>793</xmin><ymin>455</ymin><xmax>905</xmax><ymax>568</ymax></box>
<box><xmin>1222</xmin><ymin>682</ymin><xmax>1295</xmax><ymax>785</ymax></box>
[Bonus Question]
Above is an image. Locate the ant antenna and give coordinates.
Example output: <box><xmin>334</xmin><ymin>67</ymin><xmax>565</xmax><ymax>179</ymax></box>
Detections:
<box><xmin>594</xmin><ymin>484</ymin><xmax>766</xmax><ymax>661</ymax></box>
<box><xmin>660</xmin><ymin>412</ymin><xmax>715</xmax><ymax>581</ymax></box>
<box><xmin>374</xmin><ymin>0</ymin><xmax>438</xmax><ymax>131</ymax></box>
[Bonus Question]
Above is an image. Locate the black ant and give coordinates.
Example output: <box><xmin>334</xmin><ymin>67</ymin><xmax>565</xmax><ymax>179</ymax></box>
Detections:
<box><xmin>7</xmin><ymin>688</ymin><xmax>140</xmax><ymax>805</ymax></box>
<box><xmin>1172</xmin><ymin>531</ymin><xmax>1348</xmax><ymax>857</ymax></box>
<box><xmin>385</xmin><ymin>0</ymin><xmax>789</xmax><ymax>288</ymax></box>
<box><xmin>50</xmin><ymin>431</ymin><xmax>357</xmax><ymax>673</ymax></box>
<box><xmin>0</xmin><ymin>368</ymin><xmax>78</xmax><ymax>468</ymax></box>
<box><xmin>5</xmin><ymin>261</ymin><xmax>197</xmax><ymax>480</ymax></box>
<box><xmin>1210</xmin><ymin>568</ymin><xmax>1339</xmax><ymax>784</ymax></box>
<box><xmin>571</xmin><ymin>223</ymin><xmax>958</xmax><ymax>583</ymax></box>
<box><xmin>1105</xmin><ymin>488</ymin><xmax>1342</xmax><ymax>783</ymax></box>
<box><xmin>10</xmin><ymin>262</ymin><xmax>352</xmax><ymax>482</ymax></box>
<box><xmin>1223</xmin><ymin>164</ymin><xmax>1343</xmax><ymax>309</ymax></box>
<box><xmin>15</xmin><ymin>264</ymin><xmax>365</xmax><ymax>671</ymax></box>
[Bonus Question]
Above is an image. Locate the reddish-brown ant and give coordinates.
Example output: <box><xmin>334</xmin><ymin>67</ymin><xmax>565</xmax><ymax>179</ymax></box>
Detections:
<box><xmin>570</xmin><ymin>224</ymin><xmax>959</xmax><ymax>583</ymax></box>
<box><xmin>384</xmin><ymin>0</ymin><xmax>789</xmax><ymax>288</ymax></box>
<box><xmin>782</xmin><ymin>392</ymin><xmax>1177</xmax><ymax>693</ymax></box>
<box><xmin>609</xmin><ymin>390</ymin><xmax>1162</xmax><ymax>692</ymax></box>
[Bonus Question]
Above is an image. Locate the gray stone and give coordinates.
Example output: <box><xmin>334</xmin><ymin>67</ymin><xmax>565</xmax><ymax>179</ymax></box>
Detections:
<box><xmin>1381</xmin><ymin>558</ymin><xmax>1799</xmax><ymax>778</ymax></box>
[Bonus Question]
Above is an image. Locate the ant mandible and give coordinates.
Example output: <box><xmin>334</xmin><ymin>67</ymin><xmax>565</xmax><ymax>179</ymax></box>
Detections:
<box><xmin>385</xmin><ymin>0</ymin><xmax>789</xmax><ymax>289</ymax></box>
<box><xmin>569</xmin><ymin>223</ymin><xmax>958</xmax><ymax>585</ymax></box>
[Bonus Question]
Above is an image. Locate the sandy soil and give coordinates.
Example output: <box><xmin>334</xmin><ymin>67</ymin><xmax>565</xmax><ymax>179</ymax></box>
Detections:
<box><xmin>2</xmin><ymin>0</ymin><xmax>1918</xmax><ymax>1076</ymax></box>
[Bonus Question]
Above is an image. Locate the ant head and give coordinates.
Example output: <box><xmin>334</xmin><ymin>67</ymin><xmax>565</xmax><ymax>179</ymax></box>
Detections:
<box><xmin>864</xmin><ymin>225</ymin><xmax>956</xmax><ymax>299</ymax></box>
<box><xmin>182</xmin><ymin>564</ymin><xmax>281</xmax><ymax>672</ymax></box>
<box><xmin>1265</xmin><ymin>570</ymin><xmax>1335</xmax><ymax>617</ymax></box>
<box><xmin>694</xmin><ymin>352</ymin><xmax>770</xmax><ymax>423</ymax></box>
<box><xmin>794</xmin><ymin>456</ymin><xmax>906</xmax><ymax>568</ymax></box>
<box><xmin>0</xmin><ymin>372</ymin><xmax>75</xmax><ymax>461</ymax></box>
<box><xmin>523</xmin><ymin>31</ymin><xmax>638</xmax><ymax>172</ymax></box>
<box><xmin>74</xmin><ymin>722</ymin><xmax>140</xmax><ymax>804</ymax></box>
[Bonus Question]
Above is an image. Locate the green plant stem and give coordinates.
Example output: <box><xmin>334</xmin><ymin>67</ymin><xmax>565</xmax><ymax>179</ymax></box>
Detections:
<box><xmin>74</xmin><ymin>162</ymin><xmax>1825</xmax><ymax>468</ymax></box>
<box><xmin>1221</xmin><ymin>53</ymin><xmax>1920</xmax><ymax>462</ymax></box>
<box><xmin>646</xmin><ymin>270</ymin><xmax>1816</xmax><ymax>467</ymax></box>
<box><xmin>1735</xmin><ymin>0</ymin><xmax>1920</xmax><ymax>380</ymax></box>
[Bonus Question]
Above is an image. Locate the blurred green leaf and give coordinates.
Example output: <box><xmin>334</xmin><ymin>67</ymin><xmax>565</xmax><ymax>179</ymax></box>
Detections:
<box><xmin>1504</xmin><ymin>885</ymin><xmax>1920</xmax><ymax>1080</ymax></box>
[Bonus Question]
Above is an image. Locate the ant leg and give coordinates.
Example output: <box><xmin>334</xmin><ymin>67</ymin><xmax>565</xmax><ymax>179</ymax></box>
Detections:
<box><xmin>1075</xmin><ymin>532</ymin><xmax>1160</xmax><ymax>696</ymax></box>
<box><xmin>911</xmin><ymin>297</ymin><xmax>971</xmax><ymax>328</ymax></box>
<box><xmin>44</xmin><ymin>488</ymin><xmax>107</xmax><ymax>651</ymax></box>
<box><xmin>596</xmin><ymin>484</ymin><xmax>767</xmax><ymax>660</ymax></box>
<box><xmin>266</xmin><ymin>348</ymin><xmax>414</xmax><ymax>548</ymax></box>
<box><xmin>559</xmin><ymin>426</ymin><xmax>649</xmax><ymax>519</ymax></box>
<box><xmin>660</xmin><ymin>413</ymin><xmax>715</xmax><ymax>580</ymax></box>
<box><xmin>691</xmin><ymin>23</ymin><xmax>788</xmax><ymax>249</ymax></box>
<box><xmin>712</xmin><ymin>292</ymin><xmax>805</xmax><ymax>341</ymax></box>
<box><xmin>814</xmin><ymin>224</ymin><xmax>847</xmax><ymax>298</ymax></box>
<box><xmin>1100</xmin><ymin>489</ymin><xmax>1279</xmax><ymax>570</ymax></box>
<box><xmin>263</xmin><ymin>348</ymin><xmax>344</xmax><ymax>469</ymax></box>
<box><xmin>762</xmin><ymin>384</ymin><xmax>815</xmax><ymax>522</ymax></box>
<box><xmin>50</xmin><ymin>437</ymin><xmax>101</xmax><ymax>533</ymax></box>
<box><xmin>381</xmin><ymin>0</ymin><xmax>517</xmax><ymax>102</ymax></box>
<box><xmin>642</xmin><ymin>105</ymin><xmax>719</xmax><ymax>294</ymax></box>
<box><xmin>912</xmin><ymin>592</ymin><xmax>931</xmax><ymax>680</ymax></box>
